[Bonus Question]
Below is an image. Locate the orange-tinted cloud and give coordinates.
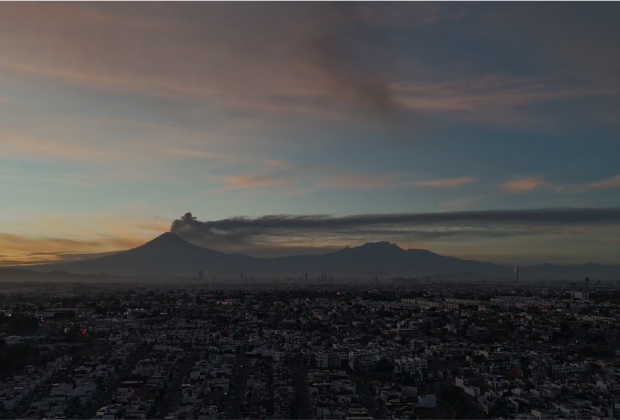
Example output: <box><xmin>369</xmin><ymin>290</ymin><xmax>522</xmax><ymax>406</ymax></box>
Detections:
<box><xmin>226</xmin><ymin>174</ymin><xmax>295</xmax><ymax>189</ymax></box>
<box><xmin>0</xmin><ymin>212</ymin><xmax>171</xmax><ymax>266</ymax></box>
<box><xmin>0</xmin><ymin>3</ymin><xmax>611</xmax><ymax>130</ymax></box>
<box><xmin>163</xmin><ymin>148</ymin><xmax>247</xmax><ymax>164</ymax></box>
<box><xmin>220</xmin><ymin>170</ymin><xmax>479</xmax><ymax>192</ymax></box>
<box><xmin>594</xmin><ymin>175</ymin><xmax>620</xmax><ymax>189</ymax></box>
<box><xmin>319</xmin><ymin>175</ymin><xmax>399</xmax><ymax>190</ymax></box>
<box><xmin>573</xmin><ymin>174</ymin><xmax>620</xmax><ymax>192</ymax></box>
<box><xmin>0</xmin><ymin>132</ymin><xmax>123</xmax><ymax>162</ymax></box>
<box><xmin>0</xmin><ymin>232</ymin><xmax>137</xmax><ymax>266</ymax></box>
<box><xmin>500</xmin><ymin>177</ymin><xmax>548</xmax><ymax>193</ymax></box>
<box><xmin>409</xmin><ymin>176</ymin><xmax>476</xmax><ymax>188</ymax></box>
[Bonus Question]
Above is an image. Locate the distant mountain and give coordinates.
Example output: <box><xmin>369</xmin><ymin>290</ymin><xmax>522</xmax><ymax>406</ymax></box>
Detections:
<box><xmin>27</xmin><ymin>232</ymin><xmax>259</xmax><ymax>277</ymax></box>
<box><xmin>17</xmin><ymin>232</ymin><xmax>620</xmax><ymax>280</ymax></box>
<box><xmin>0</xmin><ymin>267</ymin><xmax>112</xmax><ymax>282</ymax></box>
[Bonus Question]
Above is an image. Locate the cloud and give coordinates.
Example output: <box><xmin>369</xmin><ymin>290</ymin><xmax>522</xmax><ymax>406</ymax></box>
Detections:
<box><xmin>0</xmin><ymin>250</ymin><xmax>121</xmax><ymax>267</ymax></box>
<box><xmin>500</xmin><ymin>177</ymin><xmax>548</xmax><ymax>193</ymax></box>
<box><xmin>0</xmin><ymin>212</ymin><xmax>171</xmax><ymax>266</ymax></box>
<box><xmin>410</xmin><ymin>176</ymin><xmax>476</xmax><ymax>188</ymax></box>
<box><xmin>170</xmin><ymin>207</ymin><xmax>620</xmax><ymax>251</ymax></box>
<box><xmin>0</xmin><ymin>3</ymin><xmax>612</xmax><ymax>131</ymax></box>
<box><xmin>496</xmin><ymin>174</ymin><xmax>620</xmax><ymax>195</ymax></box>
<box><xmin>0</xmin><ymin>232</ymin><xmax>138</xmax><ymax>266</ymax></box>
<box><xmin>350</xmin><ymin>3</ymin><xmax>467</xmax><ymax>28</ymax></box>
<box><xmin>298</xmin><ymin>3</ymin><xmax>408</xmax><ymax>126</ymax></box>
<box><xmin>0</xmin><ymin>132</ymin><xmax>125</xmax><ymax>163</ymax></box>
<box><xmin>162</xmin><ymin>148</ymin><xmax>242</xmax><ymax>163</ymax></box>
<box><xmin>317</xmin><ymin>174</ymin><xmax>477</xmax><ymax>190</ymax></box>
<box><xmin>1</xmin><ymin>3</ymin><xmax>411</xmax><ymax>126</ymax></box>
<box><xmin>550</xmin><ymin>174</ymin><xmax>620</xmax><ymax>194</ymax></box>
<box><xmin>225</xmin><ymin>174</ymin><xmax>296</xmax><ymax>189</ymax></box>
<box><xmin>217</xmin><ymin>164</ymin><xmax>477</xmax><ymax>192</ymax></box>
<box><xmin>573</xmin><ymin>174</ymin><xmax>620</xmax><ymax>192</ymax></box>
<box><xmin>318</xmin><ymin>175</ymin><xmax>399</xmax><ymax>190</ymax></box>
<box><xmin>0</xmin><ymin>169</ymin><xmax>97</xmax><ymax>189</ymax></box>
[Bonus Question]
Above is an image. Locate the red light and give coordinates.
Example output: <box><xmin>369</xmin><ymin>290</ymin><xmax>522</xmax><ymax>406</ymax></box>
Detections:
<box><xmin>221</xmin><ymin>302</ymin><xmax>229</xmax><ymax>305</ymax></box>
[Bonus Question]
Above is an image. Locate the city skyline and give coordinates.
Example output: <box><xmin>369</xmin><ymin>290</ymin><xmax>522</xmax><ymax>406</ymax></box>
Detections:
<box><xmin>2</xmin><ymin>3</ymin><xmax>620</xmax><ymax>266</ymax></box>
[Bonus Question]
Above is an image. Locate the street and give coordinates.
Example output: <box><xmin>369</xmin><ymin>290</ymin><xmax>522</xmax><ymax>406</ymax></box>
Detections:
<box><xmin>227</xmin><ymin>351</ymin><xmax>250</xmax><ymax>419</ymax></box>
<box><xmin>155</xmin><ymin>352</ymin><xmax>198</xmax><ymax>418</ymax></box>
<box><xmin>290</xmin><ymin>363</ymin><xmax>313</xmax><ymax>419</ymax></box>
<box><xmin>81</xmin><ymin>344</ymin><xmax>150</xmax><ymax>419</ymax></box>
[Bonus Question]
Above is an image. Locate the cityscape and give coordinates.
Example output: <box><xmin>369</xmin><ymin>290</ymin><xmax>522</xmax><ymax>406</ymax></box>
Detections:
<box><xmin>2</xmin><ymin>2</ymin><xmax>620</xmax><ymax>420</ymax></box>
<box><xmin>2</xmin><ymin>277</ymin><xmax>620</xmax><ymax>420</ymax></box>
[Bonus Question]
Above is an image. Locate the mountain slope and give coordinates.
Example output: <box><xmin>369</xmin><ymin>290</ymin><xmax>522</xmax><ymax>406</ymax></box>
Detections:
<box><xmin>22</xmin><ymin>234</ymin><xmax>620</xmax><ymax>279</ymax></box>
<box><xmin>32</xmin><ymin>232</ymin><xmax>258</xmax><ymax>276</ymax></box>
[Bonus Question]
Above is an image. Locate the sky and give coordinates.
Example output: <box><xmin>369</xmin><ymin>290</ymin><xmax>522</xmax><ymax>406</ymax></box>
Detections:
<box><xmin>1</xmin><ymin>2</ymin><xmax>620</xmax><ymax>267</ymax></box>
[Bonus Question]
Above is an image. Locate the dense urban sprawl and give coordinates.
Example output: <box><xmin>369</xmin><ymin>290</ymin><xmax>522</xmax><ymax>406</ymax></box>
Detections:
<box><xmin>1</xmin><ymin>279</ymin><xmax>620</xmax><ymax>420</ymax></box>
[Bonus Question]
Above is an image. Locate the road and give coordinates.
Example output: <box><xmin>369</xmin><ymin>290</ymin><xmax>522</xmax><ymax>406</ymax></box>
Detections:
<box><xmin>81</xmin><ymin>344</ymin><xmax>150</xmax><ymax>419</ymax></box>
<box><xmin>355</xmin><ymin>379</ymin><xmax>383</xmax><ymax>419</ymax></box>
<box><xmin>290</xmin><ymin>363</ymin><xmax>313</xmax><ymax>419</ymax></box>
<box><xmin>155</xmin><ymin>352</ymin><xmax>198</xmax><ymax>418</ymax></box>
<box><xmin>436</xmin><ymin>400</ymin><xmax>457</xmax><ymax>419</ymax></box>
<box><xmin>227</xmin><ymin>351</ymin><xmax>250</xmax><ymax>419</ymax></box>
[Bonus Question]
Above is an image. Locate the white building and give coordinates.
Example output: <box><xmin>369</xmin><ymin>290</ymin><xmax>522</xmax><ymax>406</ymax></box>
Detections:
<box><xmin>394</xmin><ymin>356</ymin><xmax>428</xmax><ymax>375</ymax></box>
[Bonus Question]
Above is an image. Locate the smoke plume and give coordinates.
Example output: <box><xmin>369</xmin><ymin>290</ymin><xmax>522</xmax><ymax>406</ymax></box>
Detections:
<box><xmin>170</xmin><ymin>207</ymin><xmax>620</xmax><ymax>248</ymax></box>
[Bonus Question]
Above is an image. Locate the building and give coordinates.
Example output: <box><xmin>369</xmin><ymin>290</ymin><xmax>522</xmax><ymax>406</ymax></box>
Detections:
<box><xmin>394</xmin><ymin>356</ymin><xmax>428</xmax><ymax>375</ymax></box>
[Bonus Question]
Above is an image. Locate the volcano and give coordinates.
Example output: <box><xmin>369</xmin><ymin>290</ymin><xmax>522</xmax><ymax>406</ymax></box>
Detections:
<box><xmin>28</xmin><ymin>232</ymin><xmax>255</xmax><ymax>277</ymax></box>
<box><xmin>19</xmin><ymin>233</ymin><xmax>620</xmax><ymax>280</ymax></box>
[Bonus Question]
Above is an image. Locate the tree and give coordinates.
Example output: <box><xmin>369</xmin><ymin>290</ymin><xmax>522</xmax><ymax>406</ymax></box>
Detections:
<box><xmin>472</xmin><ymin>354</ymin><xmax>486</xmax><ymax>364</ymax></box>
<box><xmin>65</xmin><ymin>325</ymin><xmax>81</xmax><ymax>342</ymax></box>
<box><xmin>374</xmin><ymin>358</ymin><xmax>394</xmax><ymax>374</ymax></box>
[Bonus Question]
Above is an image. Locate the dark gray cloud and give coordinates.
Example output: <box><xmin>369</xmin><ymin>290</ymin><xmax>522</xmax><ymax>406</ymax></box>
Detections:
<box><xmin>170</xmin><ymin>208</ymin><xmax>620</xmax><ymax>250</ymax></box>
<box><xmin>27</xmin><ymin>251</ymin><xmax>119</xmax><ymax>260</ymax></box>
<box><xmin>298</xmin><ymin>3</ymin><xmax>407</xmax><ymax>126</ymax></box>
<box><xmin>0</xmin><ymin>2</ymin><xmax>412</xmax><ymax>127</ymax></box>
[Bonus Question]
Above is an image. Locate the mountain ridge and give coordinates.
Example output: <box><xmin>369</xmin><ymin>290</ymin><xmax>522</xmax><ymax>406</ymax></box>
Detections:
<box><xmin>7</xmin><ymin>233</ymin><xmax>620</xmax><ymax>280</ymax></box>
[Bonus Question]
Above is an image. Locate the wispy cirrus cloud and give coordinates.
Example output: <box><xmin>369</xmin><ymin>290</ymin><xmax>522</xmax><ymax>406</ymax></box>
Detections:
<box><xmin>0</xmin><ymin>212</ymin><xmax>170</xmax><ymax>266</ymax></box>
<box><xmin>0</xmin><ymin>232</ymin><xmax>135</xmax><ymax>266</ymax></box>
<box><xmin>2</xmin><ymin>250</ymin><xmax>121</xmax><ymax>267</ymax></box>
<box><xmin>163</xmin><ymin>148</ymin><xmax>251</xmax><ymax>164</ymax></box>
<box><xmin>1</xmin><ymin>3</ymin><xmax>615</xmax><ymax>131</ymax></box>
<box><xmin>409</xmin><ymin>176</ymin><xmax>476</xmax><ymax>188</ymax></box>
<box><xmin>225</xmin><ymin>174</ymin><xmax>296</xmax><ymax>189</ymax></box>
<box><xmin>572</xmin><ymin>174</ymin><xmax>620</xmax><ymax>193</ymax></box>
<box><xmin>0</xmin><ymin>132</ymin><xmax>125</xmax><ymax>162</ymax></box>
<box><xmin>316</xmin><ymin>174</ymin><xmax>477</xmax><ymax>191</ymax></box>
<box><xmin>0</xmin><ymin>169</ymin><xmax>96</xmax><ymax>189</ymax></box>
<box><xmin>220</xmin><ymin>166</ymin><xmax>478</xmax><ymax>192</ymax></box>
<box><xmin>318</xmin><ymin>174</ymin><xmax>399</xmax><ymax>190</ymax></box>
<box><xmin>498</xmin><ymin>174</ymin><xmax>620</xmax><ymax>195</ymax></box>
<box><xmin>500</xmin><ymin>177</ymin><xmax>549</xmax><ymax>193</ymax></box>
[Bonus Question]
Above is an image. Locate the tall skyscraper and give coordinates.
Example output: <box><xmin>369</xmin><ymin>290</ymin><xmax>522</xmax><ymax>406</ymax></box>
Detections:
<box><xmin>514</xmin><ymin>266</ymin><xmax>519</xmax><ymax>283</ymax></box>
<box><xmin>585</xmin><ymin>277</ymin><xmax>590</xmax><ymax>289</ymax></box>
<box><xmin>198</xmin><ymin>270</ymin><xmax>203</xmax><ymax>280</ymax></box>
